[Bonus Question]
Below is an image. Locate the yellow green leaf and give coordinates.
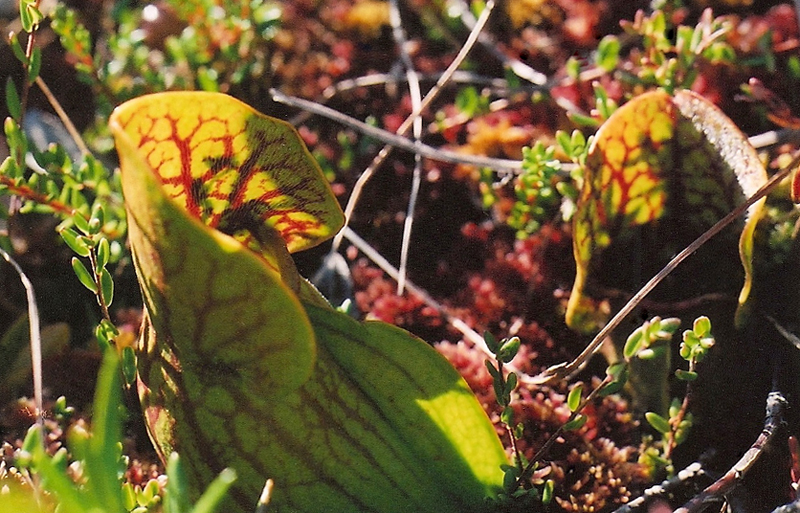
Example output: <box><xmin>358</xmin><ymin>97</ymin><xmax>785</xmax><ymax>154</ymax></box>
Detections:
<box><xmin>566</xmin><ymin>89</ymin><xmax>767</xmax><ymax>332</ymax></box>
<box><xmin>110</xmin><ymin>92</ymin><xmax>505</xmax><ymax>513</ymax></box>
<box><xmin>109</xmin><ymin>91</ymin><xmax>344</xmax><ymax>257</ymax></box>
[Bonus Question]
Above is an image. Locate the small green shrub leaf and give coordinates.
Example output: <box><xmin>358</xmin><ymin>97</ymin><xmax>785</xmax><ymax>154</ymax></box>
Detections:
<box><xmin>567</xmin><ymin>384</ymin><xmax>583</xmax><ymax>412</ymax></box>
<box><xmin>606</xmin><ymin>361</ymin><xmax>628</xmax><ymax>381</ymax></box>
<box><xmin>596</xmin><ymin>35</ymin><xmax>620</xmax><ymax>72</ymax></box>
<box><xmin>500</xmin><ymin>406</ymin><xmax>515</xmax><ymax>426</ymax></box>
<box><xmin>5</xmin><ymin>78</ymin><xmax>21</xmax><ymax>121</ymax></box>
<box><xmin>563</xmin><ymin>414</ymin><xmax>587</xmax><ymax>431</ymax></box>
<box><xmin>60</xmin><ymin>227</ymin><xmax>91</xmax><ymax>257</ymax></box>
<box><xmin>645</xmin><ymin>412</ymin><xmax>671</xmax><ymax>434</ymax></box>
<box><xmin>27</xmin><ymin>47</ymin><xmax>42</xmax><ymax>84</ymax></box>
<box><xmin>484</xmin><ymin>331</ymin><xmax>499</xmax><ymax>353</ymax></box>
<box><xmin>669</xmin><ymin>397</ymin><xmax>682</xmax><ymax>418</ymax></box>
<box><xmin>556</xmin><ymin>130</ymin><xmax>572</xmax><ymax>155</ymax></box>
<box><xmin>567</xmin><ymin>111</ymin><xmax>601</xmax><ymax>128</ymax></box>
<box><xmin>683</xmin><ymin>331</ymin><xmax>700</xmax><ymax>348</ymax></box>
<box><xmin>658</xmin><ymin>317</ymin><xmax>681</xmax><ymax>335</ymax></box>
<box><xmin>19</xmin><ymin>3</ymin><xmax>33</xmax><ymax>32</ymax></box>
<box><xmin>693</xmin><ymin>316</ymin><xmax>711</xmax><ymax>337</ymax></box>
<box><xmin>542</xmin><ymin>479</ymin><xmax>554</xmax><ymax>504</ymax></box>
<box><xmin>91</xmin><ymin>203</ymin><xmax>106</xmax><ymax>229</ymax></box>
<box><xmin>9</xmin><ymin>33</ymin><xmax>26</xmax><ymax>64</ymax></box>
<box><xmin>121</xmin><ymin>346</ymin><xmax>137</xmax><ymax>386</ymax></box>
<box><xmin>502</xmin><ymin>467</ymin><xmax>518</xmax><ymax>493</ymax></box>
<box><xmin>96</xmin><ymin>237</ymin><xmax>110</xmax><ymax>268</ymax></box>
<box><xmin>598</xmin><ymin>380</ymin><xmax>624</xmax><ymax>397</ymax></box>
<box><xmin>485</xmin><ymin>360</ymin><xmax>500</xmax><ymax>379</ymax></box>
<box><xmin>505</xmin><ymin>372</ymin><xmax>518</xmax><ymax>394</ymax></box>
<box><xmin>675</xmin><ymin>369</ymin><xmax>698</xmax><ymax>381</ymax></box>
<box><xmin>100</xmin><ymin>267</ymin><xmax>114</xmax><ymax>306</ymax></box>
<box><xmin>71</xmin><ymin>257</ymin><xmax>97</xmax><ymax>293</ymax></box>
<box><xmin>122</xmin><ymin>483</ymin><xmax>136</xmax><ymax>510</ymax></box>
<box><xmin>497</xmin><ymin>336</ymin><xmax>521</xmax><ymax>363</ymax></box>
<box><xmin>623</xmin><ymin>327</ymin><xmax>644</xmax><ymax>359</ymax></box>
<box><xmin>72</xmin><ymin>212</ymin><xmax>91</xmax><ymax>234</ymax></box>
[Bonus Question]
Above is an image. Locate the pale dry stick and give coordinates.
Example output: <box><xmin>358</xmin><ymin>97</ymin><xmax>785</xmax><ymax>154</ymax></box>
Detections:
<box><xmin>388</xmin><ymin>0</ymin><xmax>423</xmax><ymax>295</ymax></box>
<box><xmin>674</xmin><ymin>391</ymin><xmax>787</xmax><ymax>513</ymax></box>
<box><xmin>748</xmin><ymin>127</ymin><xmax>800</xmax><ymax>149</ymax></box>
<box><xmin>314</xmin><ymin>70</ymin><xmax>542</xmax><ymax>106</ymax></box>
<box><xmin>530</xmin><ymin>151</ymin><xmax>800</xmax><ymax>386</ymax></box>
<box><xmin>447</xmin><ymin>0</ymin><xmax>548</xmax><ymax>86</ymax></box>
<box><xmin>612</xmin><ymin>462</ymin><xmax>709</xmax><ymax>513</ymax></box>
<box><xmin>270</xmin><ymin>88</ymin><xmax>521</xmax><ymax>173</ymax></box>
<box><xmin>327</xmin><ymin>0</ymin><xmax>499</xmax><ymax>252</ymax></box>
<box><xmin>766</xmin><ymin>314</ymin><xmax>800</xmax><ymax>351</ymax></box>
<box><xmin>35</xmin><ymin>76</ymin><xmax>91</xmax><ymax>156</ymax></box>
<box><xmin>0</xmin><ymin>247</ymin><xmax>43</xmax><ymax>432</ymax></box>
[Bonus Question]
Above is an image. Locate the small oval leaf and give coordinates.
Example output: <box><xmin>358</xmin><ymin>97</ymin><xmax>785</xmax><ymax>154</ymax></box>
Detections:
<box><xmin>71</xmin><ymin>257</ymin><xmax>97</xmax><ymax>293</ymax></box>
<box><xmin>645</xmin><ymin>411</ymin><xmax>672</xmax><ymax>434</ymax></box>
<box><xmin>623</xmin><ymin>327</ymin><xmax>645</xmax><ymax>359</ymax></box>
<box><xmin>27</xmin><ymin>46</ymin><xmax>42</xmax><ymax>84</ymax></box>
<box><xmin>693</xmin><ymin>316</ymin><xmax>712</xmax><ymax>337</ymax></box>
<box><xmin>60</xmin><ymin>227</ymin><xmax>91</xmax><ymax>257</ymax></box>
<box><xmin>100</xmin><ymin>267</ymin><xmax>114</xmax><ymax>306</ymax></box>
<box><xmin>567</xmin><ymin>384</ymin><xmax>583</xmax><ymax>412</ymax></box>
<box><xmin>505</xmin><ymin>371</ymin><xmax>518</xmax><ymax>394</ymax></box>
<box><xmin>497</xmin><ymin>336</ymin><xmax>521</xmax><ymax>363</ymax></box>
<box><xmin>5</xmin><ymin>78</ymin><xmax>21</xmax><ymax>121</ymax></box>
<box><xmin>563</xmin><ymin>414</ymin><xmax>588</xmax><ymax>431</ymax></box>
<box><xmin>96</xmin><ymin>237</ymin><xmax>110</xmax><ymax>269</ymax></box>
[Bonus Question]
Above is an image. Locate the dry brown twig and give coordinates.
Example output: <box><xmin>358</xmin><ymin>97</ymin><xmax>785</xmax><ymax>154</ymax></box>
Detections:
<box><xmin>675</xmin><ymin>391</ymin><xmax>788</xmax><ymax>513</ymax></box>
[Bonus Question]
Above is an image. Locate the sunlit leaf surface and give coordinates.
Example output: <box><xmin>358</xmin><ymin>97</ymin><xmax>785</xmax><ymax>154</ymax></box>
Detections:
<box><xmin>110</xmin><ymin>92</ymin><xmax>505</xmax><ymax>513</ymax></box>
<box><xmin>111</xmin><ymin>92</ymin><xmax>344</xmax><ymax>255</ymax></box>
<box><xmin>566</xmin><ymin>89</ymin><xmax>767</xmax><ymax>332</ymax></box>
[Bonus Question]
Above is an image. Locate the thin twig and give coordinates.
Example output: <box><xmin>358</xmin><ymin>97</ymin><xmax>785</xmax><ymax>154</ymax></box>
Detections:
<box><xmin>674</xmin><ymin>391</ymin><xmax>788</xmax><ymax>513</ymax></box>
<box><xmin>20</xmin><ymin>26</ymin><xmax>38</xmax><ymax>124</ymax></box>
<box><xmin>665</xmin><ymin>388</ymin><xmax>692</xmax><ymax>460</ymax></box>
<box><xmin>270</xmin><ymin>88</ymin><xmax>521</xmax><ymax>172</ymax></box>
<box><xmin>765</xmin><ymin>314</ymin><xmax>800</xmax><ymax>351</ymax></box>
<box><xmin>388</xmin><ymin>0</ymin><xmax>423</xmax><ymax>295</ymax></box>
<box><xmin>748</xmin><ymin>128</ymin><xmax>800</xmax><ymax>149</ymax></box>
<box><xmin>530</xmin><ymin>152</ymin><xmax>800</xmax><ymax>385</ymax></box>
<box><xmin>35</xmin><ymin>76</ymin><xmax>90</xmax><ymax>156</ymax></box>
<box><xmin>327</xmin><ymin>0</ymin><xmax>499</xmax><ymax>252</ymax></box>
<box><xmin>447</xmin><ymin>0</ymin><xmax>548</xmax><ymax>86</ymax></box>
<box><xmin>322</xmin><ymin>70</ymin><xmax>541</xmax><ymax>101</ymax></box>
<box><xmin>0</xmin><ymin>175</ymin><xmax>78</xmax><ymax>217</ymax></box>
<box><xmin>0</xmin><ymin>247</ymin><xmax>43</xmax><ymax>433</ymax></box>
<box><xmin>612</xmin><ymin>462</ymin><xmax>708</xmax><ymax>513</ymax></box>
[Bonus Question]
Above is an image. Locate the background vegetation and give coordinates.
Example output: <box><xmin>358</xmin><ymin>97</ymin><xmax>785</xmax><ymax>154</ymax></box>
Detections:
<box><xmin>1</xmin><ymin>0</ymin><xmax>800</xmax><ymax>511</ymax></box>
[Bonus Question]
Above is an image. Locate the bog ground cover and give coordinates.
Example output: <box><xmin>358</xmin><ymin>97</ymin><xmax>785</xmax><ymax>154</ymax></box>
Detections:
<box><xmin>1</xmin><ymin>1</ymin><xmax>800</xmax><ymax>512</ymax></box>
